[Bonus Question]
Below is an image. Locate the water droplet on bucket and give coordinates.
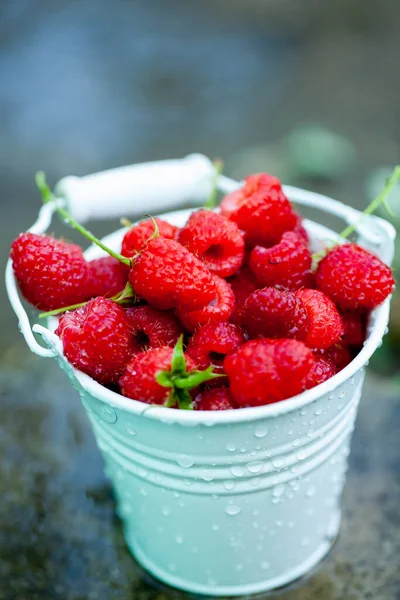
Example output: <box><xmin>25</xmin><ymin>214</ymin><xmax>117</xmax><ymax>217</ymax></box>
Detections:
<box><xmin>255</xmin><ymin>425</ymin><xmax>268</xmax><ymax>438</ymax></box>
<box><xmin>162</xmin><ymin>507</ymin><xmax>171</xmax><ymax>516</ymax></box>
<box><xmin>227</xmin><ymin>443</ymin><xmax>236</xmax><ymax>452</ymax></box>
<box><xmin>339</xmin><ymin>391</ymin><xmax>345</xmax><ymax>399</ymax></box>
<box><xmin>306</xmin><ymin>485</ymin><xmax>316</xmax><ymax>498</ymax></box>
<box><xmin>301</xmin><ymin>537</ymin><xmax>310</xmax><ymax>547</ymax></box>
<box><xmin>212</xmin><ymin>494</ymin><xmax>219</xmax><ymax>500</ymax></box>
<box><xmin>315</xmin><ymin>407</ymin><xmax>322</xmax><ymax>415</ymax></box>
<box><xmin>276</xmin><ymin>520</ymin><xmax>283</xmax><ymax>527</ymax></box>
<box><xmin>247</xmin><ymin>461</ymin><xmax>263</xmax><ymax>474</ymax></box>
<box><xmin>223</xmin><ymin>480</ymin><xmax>235</xmax><ymax>491</ymax></box>
<box><xmin>197</xmin><ymin>432</ymin><xmax>204</xmax><ymax>440</ymax></box>
<box><xmin>173</xmin><ymin>491</ymin><xmax>180</xmax><ymax>498</ymax></box>
<box><xmin>226</xmin><ymin>504</ymin><xmax>242</xmax><ymax>516</ymax></box>
<box><xmin>272</xmin><ymin>457</ymin><xmax>284</xmax><ymax>469</ymax></box>
<box><xmin>139</xmin><ymin>487</ymin><xmax>148</xmax><ymax>496</ymax></box>
<box><xmin>261</xmin><ymin>561</ymin><xmax>270</xmax><ymax>570</ymax></box>
<box><xmin>100</xmin><ymin>405</ymin><xmax>117</xmax><ymax>424</ymax></box>
<box><xmin>300</xmin><ymin>408</ymin><xmax>308</xmax><ymax>416</ymax></box>
<box><xmin>175</xmin><ymin>535</ymin><xmax>183</xmax><ymax>544</ymax></box>
<box><xmin>297</xmin><ymin>449</ymin><xmax>307</xmax><ymax>461</ymax></box>
<box><xmin>201</xmin><ymin>473</ymin><xmax>214</xmax><ymax>482</ymax></box>
<box><xmin>177</xmin><ymin>455</ymin><xmax>194</xmax><ymax>468</ymax></box>
<box><xmin>236</xmin><ymin>564</ymin><xmax>243</xmax><ymax>572</ymax></box>
<box><xmin>272</xmin><ymin>483</ymin><xmax>285</xmax><ymax>498</ymax></box>
<box><xmin>124</xmin><ymin>422</ymin><xmax>137</xmax><ymax>436</ymax></box>
<box><xmin>231</xmin><ymin>465</ymin><xmax>245</xmax><ymax>477</ymax></box>
<box><xmin>168</xmin><ymin>563</ymin><xmax>176</xmax><ymax>572</ymax></box>
<box><xmin>251</xmin><ymin>477</ymin><xmax>261</xmax><ymax>487</ymax></box>
<box><xmin>212</xmin><ymin>524</ymin><xmax>219</xmax><ymax>531</ymax></box>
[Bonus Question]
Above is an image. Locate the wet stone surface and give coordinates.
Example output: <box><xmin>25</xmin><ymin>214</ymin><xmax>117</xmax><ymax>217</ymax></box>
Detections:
<box><xmin>0</xmin><ymin>350</ymin><xmax>399</xmax><ymax>600</ymax></box>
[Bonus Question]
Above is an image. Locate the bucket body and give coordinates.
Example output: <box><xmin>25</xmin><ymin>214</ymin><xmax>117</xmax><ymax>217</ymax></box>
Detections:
<box><xmin>77</xmin><ymin>365</ymin><xmax>364</xmax><ymax>596</ymax></box>
<box><xmin>6</xmin><ymin>158</ymin><xmax>395</xmax><ymax>596</ymax></box>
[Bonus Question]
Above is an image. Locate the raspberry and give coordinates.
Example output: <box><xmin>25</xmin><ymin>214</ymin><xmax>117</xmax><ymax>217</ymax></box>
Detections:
<box><xmin>317</xmin><ymin>343</ymin><xmax>352</xmax><ymax>371</ymax></box>
<box><xmin>121</xmin><ymin>218</ymin><xmax>178</xmax><ymax>258</ymax></box>
<box><xmin>293</xmin><ymin>213</ymin><xmax>309</xmax><ymax>243</ymax></box>
<box><xmin>86</xmin><ymin>256</ymin><xmax>129</xmax><ymax>298</ymax></box>
<box><xmin>125</xmin><ymin>305</ymin><xmax>183</xmax><ymax>352</ymax></box>
<box><xmin>341</xmin><ymin>310</ymin><xmax>366</xmax><ymax>348</ymax></box>
<box><xmin>224</xmin><ymin>339</ymin><xmax>314</xmax><ymax>407</ymax></box>
<box><xmin>129</xmin><ymin>238</ymin><xmax>216</xmax><ymax>311</ymax></box>
<box><xmin>56</xmin><ymin>297</ymin><xmax>134</xmax><ymax>384</ymax></box>
<box><xmin>119</xmin><ymin>346</ymin><xmax>197</xmax><ymax>405</ymax></box>
<box><xmin>316</xmin><ymin>243</ymin><xmax>395</xmax><ymax>310</ymax></box>
<box><xmin>295</xmin><ymin>289</ymin><xmax>343</xmax><ymax>349</ymax></box>
<box><xmin>194</xmin><ymin>387</ymin><xmax>236</xmax><ymax>411</ymax></box>
<box><xmin>240</xmin><ymin>288</ymin><xmax>309</xmax><ymax>340</ymax></box>
<box><xmin>178</xmin><ymin>209</ymin><xmax>244</xmax><ymax>278</ymax></box>
<box><xmin>10</xmin><ymin>233</ymin><xmax>89</xmax><ymax>311</ymax></box>
<box><xmin>186</xmin><ymin>322</ymin><xmax>245</xmax><ymax>374</ymax></box>
<box><xmin>220</xmin><ymin>173</ymin><xmax>297</xmax><ymax>247</ymax></box>
<box><xmin>303</xmin><ymin>355</ymin><xmax>336</xmax><ymax>390</ymax></box>
<box><xmin>249</xmin><ymin>232</ymin><xmax>313</xmax><ymax>290</ymax></box>
<box><xmin>228</xmin><ymin>266</ymin><xmax>259</xmax><ymax>324</ymax></box>
<box><xmin>176</xmin><ymin>276</ymin><xmax>235</xmax><ymax>331</ymax></box>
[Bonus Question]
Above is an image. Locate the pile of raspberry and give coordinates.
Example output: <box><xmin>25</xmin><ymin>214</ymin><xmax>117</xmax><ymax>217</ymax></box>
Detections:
<box><xmin>11</xmin><ymin>172</ymin><xmax>395</xmax><ymax>411</ymax></box>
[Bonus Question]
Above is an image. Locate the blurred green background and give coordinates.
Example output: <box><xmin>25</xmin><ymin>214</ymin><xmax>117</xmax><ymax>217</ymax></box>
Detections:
<box><xmin>1</xmin><ymin>2</ymin><xmax>400</xmax><ymax>599</ymax></box>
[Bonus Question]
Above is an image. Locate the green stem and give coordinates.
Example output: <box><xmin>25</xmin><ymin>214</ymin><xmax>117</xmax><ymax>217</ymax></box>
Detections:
<box><xmin>35</xmin><ymin>171</ymin><xmax>131</xmax><ymax>266</ymax></box>
<box><xmin>39</xmin><ymin>301</ymin><xmax>88</xmax><ymax>319</ymax></box>
<box><xmin>312</xmin><ymin>165</ymin><xmax>400</xmax><ymax>263</ymax></box>
<box><xmin>204</xmin><ymin>159</ymin><xmax>224</xmax><ymax>209</ymax></box>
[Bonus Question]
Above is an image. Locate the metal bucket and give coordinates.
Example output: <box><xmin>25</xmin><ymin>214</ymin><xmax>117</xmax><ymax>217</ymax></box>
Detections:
<box><xmin>6</xmin><ymin>155</ymin><xmax>395</xmax><ymax>596</ymax></box>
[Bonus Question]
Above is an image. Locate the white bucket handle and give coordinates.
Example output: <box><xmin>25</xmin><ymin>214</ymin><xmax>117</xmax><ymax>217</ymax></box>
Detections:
<box><xmin>5</xmin><ymin>154</ymin><xmax>395</xmax><ymax>358</ymax></box>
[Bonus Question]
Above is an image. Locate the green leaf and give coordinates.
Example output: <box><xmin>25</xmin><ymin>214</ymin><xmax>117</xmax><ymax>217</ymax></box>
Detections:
<box><xmin>156</xmin><ymin>370</ymin><xmax>174</xmax><ymax>388</ymax></box>
<box><xmin>173</xmin><ymin>387</ymin><xmax>194</xmax><ymax>410</ymax></box>
<box><xmin>170</xmin><ymin>335</ymin><xmax>187</xmax><ymax>375</ymax></box>
<box><xmin>174</xmin><ymin>367</ymin><xmax>225</xmax><ymax>390</ymax></box>
<box><xmin>204</xmin><ymin>159</ymin><xmax>224</xmax><ymax>209</ymax></box>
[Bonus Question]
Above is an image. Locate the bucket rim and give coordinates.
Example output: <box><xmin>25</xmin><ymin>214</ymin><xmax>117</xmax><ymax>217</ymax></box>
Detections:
<box><xmin>72</xmin><ymin>296</ymin><xmax>390</xmax><ymax>425</ymax></box>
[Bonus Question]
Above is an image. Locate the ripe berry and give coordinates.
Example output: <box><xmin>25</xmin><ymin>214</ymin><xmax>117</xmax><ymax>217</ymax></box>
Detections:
<box><xmin>240</xmin><ymin>287</ymin><xmax>309</xmax><ymax>340</ymax></box>
<box><xmin>228</xmin><ymin>266</ymin><xmax>259</xmax><ymax>324</ymax></box>
<box><xmin>194</xmin><ymin>387</ymin><xmax>236</xmax><ymax>411</ymax></box>
<box><xmin>316</xmin><ymin>243</ymin><xmax>395</xmax><ymax>310</ymax></box>
<box><xmin>186</xmin><ymin>322</ymin><xmax>245</xmax><ymax>374</ymax></box>
<box><xmin>295</xmin><ymin>289</ymin><xmax>343</xmax><ymax>349</ymax></box>
<box><xmin>176</xmin><ymin>275</ymin><xmax>235</xmax><ymax>332</ymax></box>
<box><xmin>224</xmin><ymin>339</ymin><xmax>314</xmax><ymax>407</ymax></box>
<box><xmin>303</xmin><ymin>355</ymin><xmax>336</xmax><ymax>390</ymax></box>
<box><xmin>293</xmin><ymin>213</ymin><xmax>309</xmax><ymax>243</ymax></box>
<box><xmin>11</xmin><ymin>233</ymin><xmax>89</xmax><ymax>311</ymax></box>
<box><xmin>341</xmin><ymin>310</ymin><xmax>366</xmax><ymax>348</ymax></box>
<box><xmin>249</xmin><ymin>231</ymin><xmax>313</xmax><ymax>290</ymax></box>
<box><xmin>86</xmin><ymin>256</ymin><xmax>129</xmax><ymax>298</ymax></box>
<box><xmin>56</xmin><ymin>297</ymin><xmax>134</xmax><ymax>384</ymax></box>
<box><xmin>125</xmin><ymin>305</ymin><xmax>183</xmax><ymax>352</ymax></box>
<box><xmin>178</xmin><ymin>209</ymin><xmax>245</xmax><ymax>278</ymax></box>
<box><xmin>220</xmin><ymin>173</ymin><xmax>297</xmax><ymax>247</ymax></box>
<box><xmin>316</xmin><ymin>343</ymin><xmax>352</xmax><ymax>371</ymax></box>
<box><xmin>129</xmin><ymin>238</ymin><xmax>216</xmax><ymax>311</ymax></box>
<box><xmin>121</xmin><ymin>218</ymin><xmax>178</xmax><ymax>258</ymax></box>
<box><xmin>119</xmin><ymin>346</ymin><xmax>197</xmax><ymax>405</ymax></box>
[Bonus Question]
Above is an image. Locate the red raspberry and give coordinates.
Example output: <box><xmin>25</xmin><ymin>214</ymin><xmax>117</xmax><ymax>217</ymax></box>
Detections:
<box><xmin>316</xmin><ymin>343</ymin><xmax>353</xmax><ymax>371</ymax></box>
<box><xmin>178</xmin><ymin>209</ymin><xmax>245</xmax><ymax>278</ymax></box>
<box><xmin>249</xmin><ymin>231</ymin><xmax>313</xmax><ymax>290</ymax></box>
<box><xmin>295</xmin><ymin>289</ymin><xmax>343</xmax><ymax>349</ymax></box>
<box><xmin>176</xmin><ymin>276</ymin><xmax>235</xmax><ymax>332</ymax></box>
<box><xmin>129</xmin><ymin>238</ymin><xmax>216</xmax><ymax>311</ymax></box>
<box><xmin>228</xmin><ymin>266</ymin><xmax>259</xmax><ymax>324</ymax></box>
<box><xmin>10</xmin><ymin>233</ymin><xmax>89</xmax><ymax>311</ymax></box>
<box><xmin>316</xmin><ymin>243</ymin><xmax>395</xmax><ymax>310</ymax></box>
<box><xmin>293</xmin><ymin>213</ymin><xmax>309</xmax><ymax>243</ymax></box>
<box><xmin>341</xmin><ymin>310</ymin><xmax>366</xmax><ymax>347</ymax></box>
<box><xmin>186</xmin><ymin>322</ymin><xmax>245</xmax><ymax>374</ymax></box>
<box><xmin>240</xmin><ymin>287</ymin><xmax>309</xmax><ymax>340</ymax></box>
<box><xmin>121</xmin><ymin>218</ymin><xmax>178</xmax><ymax>258</ymax></box>
<box><xmin>86</xmin><ymin>257</ymin><xmax>129</xmax><ymax>298</ymax></box>
<box><xmin>303</xmin><ymin>355</ymin><xmax>336</xmax><ymax>390</ymax></box>
<box><xmin>125</xmin><ymin>305</ymin><xmax>183</xmax><ymax>352</ymax></box>
<box><xmin>56</xmin><ymin>297</ymin><xmax>134</xmax><ymax>385</ymax></box>
<box><xmin>220</xmin><ymin>173</ymin><xmax>297</xmax><ymax>247</ymax></box>
<box><xmin>224</xmin><ymin>338</ymin><xmax>314</xmax><ymax>407</ymax></box>
<box><xmin>194</xmin><ymin>387</ymin><xmax>236</xmax><ymax>411</ymax></box>
<box><xmin>119</xmin><ymin>346</ymin><xmax>197</xmax><ymax>405</ymax></box>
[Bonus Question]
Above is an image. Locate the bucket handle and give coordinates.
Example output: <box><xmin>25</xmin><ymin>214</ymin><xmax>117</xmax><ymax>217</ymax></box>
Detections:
<box><xmin>6</xmin><ymin>155</ymin><xmax>395</xmax><ymax>358</ymax></box>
